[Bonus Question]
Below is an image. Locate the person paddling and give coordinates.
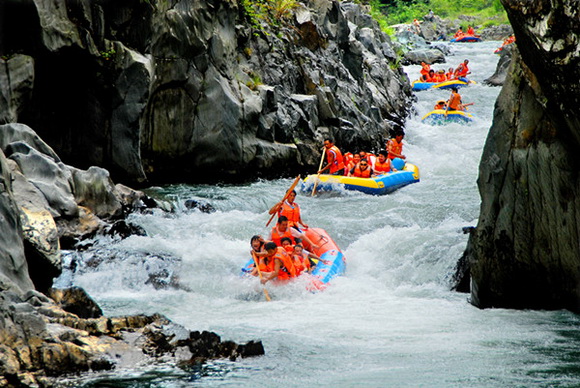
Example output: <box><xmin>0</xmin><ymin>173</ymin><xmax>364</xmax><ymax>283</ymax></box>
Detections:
<box><xmin>268</xmin><ymin>190</ymin><xmax>308</xmax><ymax>230</ymax></box>
<box><xmin>318</xmin><ymin>138</ymin><xmax>345</xmax><ymax>176</ymax></box>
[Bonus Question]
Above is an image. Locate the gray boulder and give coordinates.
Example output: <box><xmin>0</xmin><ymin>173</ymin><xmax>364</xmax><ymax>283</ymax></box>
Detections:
<box><xmin>0</xmin><ymin>151</ymin><xmax>35</xmax><ymax>295</ymax></box>
<box><xmin>483</xmin><ymin>44</ymin><xmax>514</xmax><ymax>86</ymax></box>
<box><xmin>6</xmin><ymin>143</ymin><xmax>78</xmax><ymax>218</ymax></box>
<box><xmin>402</xmin><ymin>49</ymin><xmax>446</xmax><ymax>65</ymax></box>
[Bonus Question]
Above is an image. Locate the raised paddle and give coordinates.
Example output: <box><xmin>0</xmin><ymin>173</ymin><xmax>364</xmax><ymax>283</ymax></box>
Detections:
<box><xmin>251</xmin><ymin>251</ymin><xmax>271</xmax><ymax>302</ymax></box>
<box><xmin>311</xmin><ymin>147</ymin><xmax>326</xmax><ymax>196</ymax></box>
<box><xmin>265</xmin><ymin>175</ymin><xmax>301</xmax><ymax>227</ymax></box>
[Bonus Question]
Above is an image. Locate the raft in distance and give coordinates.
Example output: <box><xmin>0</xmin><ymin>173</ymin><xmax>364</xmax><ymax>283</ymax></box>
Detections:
<box><xmin>301</xmin><ymin>163</ymin><xmax>420</xmax><ymax>196</ymax></box>
<box><xmin>421</xmin><ymin>109</ymin><xmax>474</xmax><ymax>125</ymax></box>
<box><xmin>411</xmin><ymin>78</ymin><xmax>473</xmax><ymax>92</ymax></box>
<box><xmin>450</xmin><ymin>36</ymin><xmax>482</xmax><ymax>43</ymax></box>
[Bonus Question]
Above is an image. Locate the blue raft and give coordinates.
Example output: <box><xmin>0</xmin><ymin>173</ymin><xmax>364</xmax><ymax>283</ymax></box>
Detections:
<box><xmin>411</xmin><ymin>78</ymin><xmax>471</xmax><ymax>92</ymax></box>
<box><xmin>301</xmin><ymin>162</ymin><xmax>420</xmax><ymax>196</ymax></box>
<box><xmin>241</xmin><ymin>228</ymin><xmax>346</xmax><ymax>289</ymax></box>
<box><xmin>421</xmin><ymin>109</ymin><xmax>474</xmax><ymax>125</ymax></box>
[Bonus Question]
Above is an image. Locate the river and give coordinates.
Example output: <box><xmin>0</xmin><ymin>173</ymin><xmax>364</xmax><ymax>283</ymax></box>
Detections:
<box><xmin>56</xmin><ymin>41</ymin><xmax>580</xmax><ymax>387</ymax></box>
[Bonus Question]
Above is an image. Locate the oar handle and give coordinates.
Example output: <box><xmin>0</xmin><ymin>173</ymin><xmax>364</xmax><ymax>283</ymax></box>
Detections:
<box><xmin>251</xmin><ymin>251</ymin><xmax>271</xmax><ymax>302</ymax></box>
<box><xmin>311</xmin><ymin>148</ymin><xmax>326</xmax><ymax>196</ymax></box>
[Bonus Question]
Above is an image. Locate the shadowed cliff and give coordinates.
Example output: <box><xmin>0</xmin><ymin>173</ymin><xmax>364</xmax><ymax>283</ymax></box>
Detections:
<box><xmin>464</xmin><ymin>0</ymin><xmax>580</xmax><ymax>311</ymax></box>
<box><xmin>1</xmin><ymin>0</ymin><xmax>412</xmax><ymax>185</ymax></box>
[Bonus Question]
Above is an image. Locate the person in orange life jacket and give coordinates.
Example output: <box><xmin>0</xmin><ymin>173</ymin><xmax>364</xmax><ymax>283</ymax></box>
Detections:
<box><xmin>268</xmin><ymin>190</ymin><xmax>308</xmax><ymax>229</ymax></box>
<box><xmin>446</xmin><ymin>67</ymin><xmax>455</xmax><ymax>80</ymax></box>
<box><xmin>349</xmin><ymin>158</ymin><xmax>373</xmax><ymax>178</ymax></box>
<box><xmin>359</xmin><ymin>151</ymin><xmax>375</xmax><ymax>166</ymax></box>
<box><xmin>420</xmin><ymin>62</ymin><xmax>431</xmax><ymax>78</ymax></box>
<box><xmin>292</xmin><ymin>243</ymin><xmax>327</xmax><ymax>274</ymax></box>
<box><xmin>373</xmin><ymin>151</ymin><xmax>393</xmax><ymax>175</ymax></box>
<box><xmin>386</xmin><ymin>131</ymin><xmax>406</xmax><ymax>160</ymax></box>
<box><xmin>269</xmin><ymin>216</ymin><xmax>319</xmax><ymax>250</ymax></box>
<box><xmin>346</xmin><ymin>153</ymin><xmax>361</xmax><ymax>173</ymax></box>
<box><xmin>434</xmin><ymin>99</ymin><xmax>447</xmax><ymax>110</ymax></box>
<box><xmin>426</xmin><ymin>69</ymin><xmax>436</xmax><ymax>82</ymax></box>
<box><xmin>318</xmin><ymin>138</ymin><xmax>345</xmax><ymax>176</ymax></box>
<box><xmin>434</xmin><ymin>70</ymin><xmax>446</xmax><ymax>82</ymax></box>
<box><xmin>454</xmin><ymin>27</ymin><xmax>463</xmax><ymax>39</ymax></box>
<box><xmin>248</xmin><ymin>235</ymin><xmax>267</xmax><ymax>277</ymax></box>
<box><xmin>274</xmin><ymin>237</ymin><xmax>297</xmax><ymax>279</ymax></box>
<box><xmin>455</xmin><ymin>59</ymin><xmax>470</xmax><ymax>78</ymax></box>
<box><xmin>446</xmin><ymin>87</ymin><xmax>464</xmax><ymax>111</ymax></box>
<box><xmin>467</xmin><ymin>25</ymin><xmax>474</xmax><ymax>35</ymax></box>
<box><xmin>259</xmin><ymin>242</ymin><xmax>294</xmax><ymax>284</ymax></box>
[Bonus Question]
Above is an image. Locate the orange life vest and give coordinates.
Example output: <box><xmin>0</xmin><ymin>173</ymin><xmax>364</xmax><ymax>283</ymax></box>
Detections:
<box><xmin>448</xmin><ymin>92</ymin><xmax>462</xmax><ymax>110</ymax></box>
<box><xmin>326</xmin><ymin>145</ymin><xmax>345</xmax><ymax>174</ymax></box>
<box><xmin>456</xmin><ymin>63</ymin><xmax>469</xmax><ymax>78</ymax></box>
<box><xmin>420</xmin><ymin>63</ymin><xmax>431</xmax><ymax>77</ymax></box>
<box><xmin>270</xmin><ymin>226</ymin><xmax>295</xmax><ymax>246</ymax></box>
<box><xmin>352</xmin><ymin>165</ymin><xmax>372</xmax><ymax>178</ymax></box>
<box><xmin>446</xmin><ymin>71</ymin><xmax>454</xmax><ymax>80</ymax></box>
<box><xmin>387</xmin><ymin>139</ymin><xmax>403</xmax><ymax>160</ymax></box>
<box><xmin>439</xmin><ymin>73</ymin><xmax>448</xmax><ymax>82</ymax></box>
<box><xmin>279</xmin><ymin>201</ymin><xmax>300</xmax><ymax>227</ymax></box>
<box><xmin>292</xmin><ymin>253</ymin><xmax>310</xmax><ymax>276</ymax></box>
<box><xmin>374</xmin><ymin>159</ymin><xmax>391</xmax><ymax>174</ymax></box>
<box><xmin>275</xmin><ymin>247</ymin><xmax>296</xmax><ymax>279</ymax></box>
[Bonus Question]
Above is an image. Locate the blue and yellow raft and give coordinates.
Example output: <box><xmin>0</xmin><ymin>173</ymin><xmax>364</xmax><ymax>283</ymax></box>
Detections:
<box><xmin>301</xmin><ymin>163</ymin><xmax>420</xmax><ymax>196</ymax></box>
<box><xmin>421</xmin><ymin>109</ymin><xmax>474</xmax><ymax>125</ymax></box>
<box><xmin>411</xmin><ymin>78</ymin><xmax>471</xmax><ymax>92</ymax></box>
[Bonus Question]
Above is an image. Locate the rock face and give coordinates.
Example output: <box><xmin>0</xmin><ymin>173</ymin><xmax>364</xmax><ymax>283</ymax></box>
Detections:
<box><xmin>1</xmin><ymin>0</ymin><xmax>412</xmax><ymax>185</ymax></box>
<box><xmin>0</xmin><ymin>288</ymin><xmax>263</xmax><ymax>387</ymax></box>
<box><xmin>464</xmin><ymin>0</ymin><xmax>580</xmax><ymax>311</ymax></box>
<box><xmin>483</xmin><ymin>43</ymin><xmax>513</xmax><ymax>86</ymax></box>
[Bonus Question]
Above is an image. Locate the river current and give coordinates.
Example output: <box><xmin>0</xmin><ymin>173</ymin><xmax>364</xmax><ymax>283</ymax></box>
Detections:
<box><xmin>56</xmin><ymin>42</ymin><xmax>580</xmax><ymax>387</ymax></box>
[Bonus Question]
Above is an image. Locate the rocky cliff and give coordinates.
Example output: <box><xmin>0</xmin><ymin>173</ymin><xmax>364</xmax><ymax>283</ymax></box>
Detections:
<box><xmin>465</xmin><ymin>0</ymin><xmax>580</xmax><ymax>311</ymax></box>
<box><xmin>1</xmin><ymin>0</ymin><xmax>411</xmax><ymax>185</ymax></box>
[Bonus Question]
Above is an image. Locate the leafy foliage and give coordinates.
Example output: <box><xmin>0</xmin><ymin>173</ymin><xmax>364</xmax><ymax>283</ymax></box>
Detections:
<box><xmin>376</xmin><ymin>0</ymin><xmax>507</xmax><ymax>25</ymax></box>
<box><xmin>240</xmin><ymin>0</ymin><xmax>299</xmax><ymax>31</ymax></box>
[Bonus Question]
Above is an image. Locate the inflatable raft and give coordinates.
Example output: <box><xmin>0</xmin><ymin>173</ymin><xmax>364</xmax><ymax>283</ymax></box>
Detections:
<box><xmin>301</xmin><ymin>162</ymin><xmax>420</xmax><ymax>196</ymax></box>
<box><xmin>411</xmin><ymin>78</ymin><xmax>471</xmax><ymax>92</ymax></box>
<box><xmin>241</xmin><ymin>228</ymin><xmax>346</xmax><ymax>289</ymax></box>
<box><xmin>421</xmin><ymin>109</ymin><xmax>474</xmax><ymax>125</ymax></box>
<box><xmin>451</xmin><ymin>36</ymin><xmax>481</xmax><ymax>43</ymax></box>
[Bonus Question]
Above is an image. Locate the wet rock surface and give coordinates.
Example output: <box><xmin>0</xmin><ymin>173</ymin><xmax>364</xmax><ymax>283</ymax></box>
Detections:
<box><xmin>463</xmin><ymin>0</ymin><xmax>580</xmax><ymax>311</ymax></box>
<box><xmin>1</xmin><ymin>0</ymin><xmax>412</xmax><ymax>185</ymax></box>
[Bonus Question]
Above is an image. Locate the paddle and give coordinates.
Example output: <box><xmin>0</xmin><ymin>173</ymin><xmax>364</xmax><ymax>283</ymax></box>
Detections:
<box><xmin>311</xmin><ymin>147</ymin><xmax>326</xmax><ymax>196</ymax></box>
<box><xmin>251</xmin><ymin>251</ymin><xmax>271</xmax><ymax>302</ymax></box>
<box><xmin>265</xmin><ymin>175</ymin><xmax>301</xmax><ymax>227</ymax></box>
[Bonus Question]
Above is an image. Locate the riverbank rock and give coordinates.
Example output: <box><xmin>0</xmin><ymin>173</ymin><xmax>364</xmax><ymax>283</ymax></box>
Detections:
<box><xmin>0</xmin><ymin>287</ymin><xmax>263</xmax><ymax>387</ymax></box>
<box><xmin>479</xmin><ymin>24</ymin><xmax>513</xmax><ymax>41</ymax></box>
<box><xmin>462</xmin><ymin>0</ymin><xmax>580</xmax><ymax>311</ymax></box>
<box><xmin>483</xmin><ymin>43</ymin><xmax>513</xmax><ymax>86</ymax></box>
<box><xmin>1</xmin><ymin>0</ymin><xmax>412</xmax><ymax>185</ymax></box>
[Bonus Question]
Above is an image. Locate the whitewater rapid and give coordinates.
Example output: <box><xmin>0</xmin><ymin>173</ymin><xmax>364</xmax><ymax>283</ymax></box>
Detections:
<box><xmin>57</xmin><ymin>42</ymin><xmax>580</xmax><ymax>388</ymax></box>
